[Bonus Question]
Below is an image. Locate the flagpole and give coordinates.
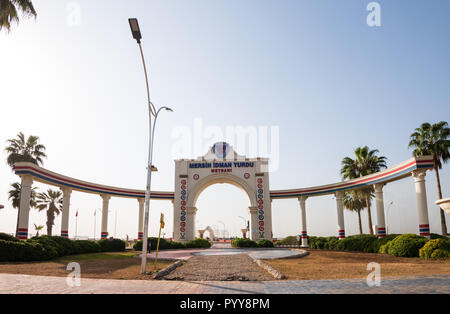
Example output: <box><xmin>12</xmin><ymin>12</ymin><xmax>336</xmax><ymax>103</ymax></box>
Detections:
<box><xmin>75</xmin><ymin>209</ymin><xmax>79</xmax><ymax>240</ymax></box>
<box><xmin>94</xmin><ymin>209</ymin><xmax>96</xmax><ymax>240</ymax></box>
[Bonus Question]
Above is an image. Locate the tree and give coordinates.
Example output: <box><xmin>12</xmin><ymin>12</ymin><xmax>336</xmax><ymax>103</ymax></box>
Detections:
<box><xmin>0</xmin><ymin>0</ymin><xmax>36</xmax><ymax>32</ymax></box>
<box><xmin>341</xmin><ymin>146</ymin><xmax>387</xmax><ymax>235</ymax></box>
<box><xmin>34</xmin><ymin>224</ymin><xmax>43</xmax><ymax>237</ymax></box>
<box><xmin>35</xmin><ymin>189</ymin><xmax>63</xmax><ymax>236</ymax></box>
<box><xmin>409</xmin><ymin>121</ymin><xmax>450</xmax><ymax>235</ymax></box>
<box><xmin>5</xmin><ymin>132</ymin><xmax>46</xmax><ymax>237</ymax></box>
<box><xmin>7</xmin><ymin>182</ymin><xmax>37</xmax><ymax>237</ymax></box>
<box><xmin>5</xmin><ymin>132</ymin><xmax>46</xmax><ymax>168</ymax></box>
<box><xmin>343</xmin><ymin>190</ymin><xmax>369</xmax><ymax>235</ymax></box>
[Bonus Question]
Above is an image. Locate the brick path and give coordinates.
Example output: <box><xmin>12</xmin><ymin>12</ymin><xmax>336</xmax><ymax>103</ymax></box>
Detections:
<box><xmin>1</xmin><ymin>273</ymin><xmax>448</xmax><ymax>294</ymax></box>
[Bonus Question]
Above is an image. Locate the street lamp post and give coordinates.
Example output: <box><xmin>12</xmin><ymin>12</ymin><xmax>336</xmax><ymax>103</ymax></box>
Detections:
<box><xmin>129</xmin><ymin>18</ymin><xmax>173</xmax><ymax>274</ymax></box>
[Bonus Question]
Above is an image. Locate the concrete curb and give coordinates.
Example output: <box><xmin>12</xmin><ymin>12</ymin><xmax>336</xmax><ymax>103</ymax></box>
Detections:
<box><xmin>152</xmin><ymin>260</ymin><xmax>184</xmax><ymax>280</ymax></box>
<box><xmin>248</xmin><ymin>249</ymin><xmax>309</xmax><ymax>280</ymax></box>
<box><xmin>252</xmin><ymin>258</ymin><xmax>286</xmax><ymax>280</ymax></box>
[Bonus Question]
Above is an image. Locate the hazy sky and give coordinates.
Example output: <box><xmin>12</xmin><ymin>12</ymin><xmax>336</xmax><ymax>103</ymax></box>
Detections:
<box><xmin>1</xmin><ymin>0</ymin><xmax>449</xmax><ymax>239</ymax></box>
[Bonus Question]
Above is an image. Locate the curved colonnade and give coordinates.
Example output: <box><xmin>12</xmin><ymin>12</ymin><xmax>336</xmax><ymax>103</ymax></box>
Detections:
<box><xmin>13</xmin><ymin>155</ymin><xmax>434</xmax><ymax>245</ymax></box>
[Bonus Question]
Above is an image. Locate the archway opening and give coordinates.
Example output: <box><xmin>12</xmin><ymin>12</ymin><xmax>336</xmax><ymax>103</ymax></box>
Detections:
<box><xmin>195</xmin><ymin>183</ymin><xmax>250</xmax><ymax>239</ymax></box>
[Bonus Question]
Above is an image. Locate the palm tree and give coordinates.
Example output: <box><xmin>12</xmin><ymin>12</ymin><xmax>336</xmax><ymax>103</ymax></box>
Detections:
<box><xmin>5</xmin><ymin>132</ymin><xmax>46</xmax><ymax>237</ymax></box>
<box><xmin>5</xmin><ymin>132</ymin><xmax>46</xmax><ymax>169</ymax></box>
<box><xmin>409</xmin><ymin>121</ymin><xmax>450</xmax><ymax>235</ymax></box>
<box><xmin>0</xmin><ymin>0</ymin><xmax>36</xmax><ymax>32</ymax></box>
<box><xmin>34</xmin><ymin>224</ymin><xmax>43</xmax><ymax>237</ymax></box>
<box><xmin>343</xmin><ymin>191</ymin><xmax>369</xmax><ymax>235</ymax></box>
<box><xmin>341</xmin><ymin>146</ymin><xmax>387</xmax><ymax>235</ymax></box>
<box><xmin>8</xmin><ymin>182</ymin><xmax>37</xmax><ymax>237</ymax></box>
<box><xmin>35</xmin><ymin>189</ymin><xmax>63</xmax><ymax>236</ymax></box>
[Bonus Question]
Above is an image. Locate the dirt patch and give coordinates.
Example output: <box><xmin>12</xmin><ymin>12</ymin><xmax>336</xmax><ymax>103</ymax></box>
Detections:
<box><xmin>0</xmin><ymin>256</ymin><xmax>173</xmax><ymax>280</ymax></box>
<box><xmin>265</xmin><ymin>249</ymin><xmax>450</xmax><ymax>280</ymax></box>
<box><xmin>162</xmin><ymin>254</ymin><xmax>274</xmax><ymax>281</ymax></box>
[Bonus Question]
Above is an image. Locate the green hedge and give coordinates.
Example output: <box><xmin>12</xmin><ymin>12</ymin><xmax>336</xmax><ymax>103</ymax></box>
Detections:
<box><xmin>370</xmin><ymin>234</ymin><xmax>400</xmax><ymax>253</ymax></box>
<box><xmin>0</xmin><ymin>233</ymin><xmax>19</xmax><ymax>242</ymax></box>
<box><xmin>30</xmin><ymin>235</ymin><xmax>77</xmax><ymax>257</ymax></box>
<box><xmin>0</xmin><ymin>236</ymin><xmax>125</xmax><ymax>262</ymax></box>
<box><xmin>275</xmin><ymin>236</ymin><xmax>299</xmax><ymax>246</ymax></box>
<box><xmin>257</xmin><ymin>240</ymin><xmax>274</xmax><ymax>248</ymax></box>
<box><xmin>0</xmin><ymin>239</ymin><xmax>50</xmax><ymax>261</ymax></box>
<box><xmin>430</xmin><ymin>233</ymin><xmax>448</xmax><ymax>240</ymax></box>
<box><xmin>335</xmin><ymin>234</ymin><xmax>377</xmax><ymax>253</ymax></box>
<box><xmin>73</xmin><ymin>240</ymin><xmax>102</xmax><ymax>254</ymax></box>
<box><xmin>419</xmin><ymin>238</ymin><xmax>450</xmax><ymax>259</ymax></box>
<box><xmin>310</xmin><ymin>234</ymin><xmax>407</xmax><ymax>254</ymax></box>
<box><xmin>97</xmin><ymin>239</ymin><xmax>126</xmax><ymax>252</ymax></box>
<box><xmin>308</xmin><ymin>236</ymin><xmax>328</xmax><ymax>249</ymax></box>
<box><xmin>231</xmin><ymin>238</ymin><xmax>258</xmax><ymax>248</ymax></box>
<box><xmin>184</xmin><ymin>238</ymin><xmax>211</xmax><ymax>248</ymax></box>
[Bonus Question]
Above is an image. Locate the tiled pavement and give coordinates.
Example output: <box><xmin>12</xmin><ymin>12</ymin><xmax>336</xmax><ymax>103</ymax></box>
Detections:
<box><xmin>1</xmin><ymin>273</ymin><xmax>448</xmax><ymax>294</ymax></box>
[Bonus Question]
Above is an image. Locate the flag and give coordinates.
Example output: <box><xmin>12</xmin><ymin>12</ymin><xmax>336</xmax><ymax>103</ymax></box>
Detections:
<box><xmin>160</xmin><ymin>213</ymin><xmax>165</xmax><ymax>229</ymax></box>
<box><xmin>76</xmin><ymin>210</ymin><xmax>78</xmax><ymax>217</ymax></box>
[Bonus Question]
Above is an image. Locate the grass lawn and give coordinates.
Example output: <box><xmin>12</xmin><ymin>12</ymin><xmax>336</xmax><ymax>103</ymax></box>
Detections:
<box><xmin>265</xmin><ymin>249</ymin><xmax>450</xmax><ymax>280</ymax></box>
<box><xmin>0</xmin><ymin>251</ymin><xmax>174</xmax><ymax>280</ymax></box>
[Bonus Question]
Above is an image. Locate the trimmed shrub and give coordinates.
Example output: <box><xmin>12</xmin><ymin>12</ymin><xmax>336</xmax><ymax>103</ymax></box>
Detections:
<box><xmin>430</xmin><ymin>233</ymin><xmax>448</xmax><ymax>240</ymax></box>
<box><xmin>73</xmin><ymin>240</ymin><xmax>102</xmax><ymax>254</ymax></box>
<box><xmin>185</xmin><ymin>238</ymin><xmax>211</xmax><ymax>248</ymax></box>
<box><xmin>431</xmin><ymin>249</ymin><xmax>450</xmax><ymax>259</ymax></box>
<box><xmin>385</xmin><ymin>234</ymin><xmax>428</xmax><ymax>257</ymax></box>
<box><xmin>419</xmin><ymin>238</ymin><xmax>450</xmax><ymax>259</ymax></box>
<box><xmin>0</xmin><ymin>239</ymin><xmax>50</xmax><ymax>261</ymax></box>
<box><xmin>308</xmin><ymin>236</ymin><xmax>327</xmax><ymax>249</ymax></box>
<box><xmin>275</xmin><ymin>236</ymin><xmax>299</xmax><ymax>246</ymax></box>
<box><xmin>0</xmin><ymin>233</ymin><xmax>19</xmax><ymax>242</ymax></box>
<box><xmin>167</xmin><ymin>241</ymin><xmax>185</xmax><ymax>249</ymax></box>
<box><xmin>337</xmin><ymin>234</ymin><xmax>378</xmax><ymax>253</ymax></box>
<box><xmin>133</xmin><ymin>238</ymin><xmax>189</xmax><ymax>251</ymax></box>
<box><xmin>97</xmin><ymin>239</ymin><xmax>126</xmax><ymax>252</ymax></box>
<box><xmin>231</xmin><ymin>238</ymin><xmax>257</xmax><ymax>248</ymax></box>
<box><xmin>324</xmin><ymin>236</ymin><xmax>340</xmax><ymax>250</ymax></box>
<box><xmin>257</xmin><ymin>239</ymin><xmax>274</xmax><ymax>248</ymax></box>
<box><xmin>370</xmin><ymin>234</ymin><xmax>400</xmax><ymax>253</ymax></box>
<box><xmin>29</xmin><ymin>236</ymin><xmax>69</xmax><ymax>257</ymax></box>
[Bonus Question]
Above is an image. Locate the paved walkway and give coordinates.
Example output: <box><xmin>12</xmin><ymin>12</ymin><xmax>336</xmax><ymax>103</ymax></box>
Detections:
<box><xmin>1</xmin><ymin>273</ymin><xmax>448</xmax><ymax>294</ymax></box>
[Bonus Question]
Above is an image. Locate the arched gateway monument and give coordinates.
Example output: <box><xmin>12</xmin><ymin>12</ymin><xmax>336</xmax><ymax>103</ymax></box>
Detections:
<box><xmin>173</xmin><ymin>142</ymin><xmax>272</xmax><ymax>242</ymax></box>
<box><xmin>13</xmin><ymin>140</ymin><xmax>435</xmax><ymax>246</ymax></box>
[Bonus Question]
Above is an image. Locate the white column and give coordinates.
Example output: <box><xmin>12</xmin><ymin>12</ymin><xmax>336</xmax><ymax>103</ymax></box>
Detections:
<box><xmin>101</xmin><ymin>194</ymin><xmax>111</xmax><ymax>239</ymax></box>
<box><xmin>373</xmin><ymin>183</ymin><xmax>386</xmax><ymax>238</ymax></box>
<box><xmin>298</xmin><ymin>196</ymin><xmax>309</xmax><ymax>247</ymax></box>
<box><xmin>335</xmin><ymin>191</ymin><xmax>345</xmax><ymax>239</ymax></box>
<box><xmin>185</xmin><ymin>207</ymin><xmax>197</xmax><ymax>241</ymax></box>
<box><xmin>412</xmin><ymin>170</ymin><xmax>430</xmax><ymax>238</ymax></box>
<box><xmin>17</xmin><ymin>175</ymin><xmax>33</xmax><ymax>240</ymax></box>
<box><xmin>137</xmin><ymin>198</ymin><xmax>145</xmax><ymax>240</ymax></box>
<box><xmin>248</xmin><ymin>206</ymin><xmax>259</xmax><ymax>241</ymax></box>
<box><xmin>60</xmin><ymin>188</ymin><xmax>72</xmax><ymax>238</ymax></box>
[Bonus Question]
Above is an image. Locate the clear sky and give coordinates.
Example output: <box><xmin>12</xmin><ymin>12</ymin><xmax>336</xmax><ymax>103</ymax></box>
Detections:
<box><xmin>0</xmin><ymin>0</ymin><xmax>449</xmax><ymax>239</ymax></box>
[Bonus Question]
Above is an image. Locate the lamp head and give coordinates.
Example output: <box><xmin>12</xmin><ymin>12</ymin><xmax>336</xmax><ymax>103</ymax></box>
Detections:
<box><xmin>128</xmin><ymin>18</ymin><xmax>142</xmax><ymax>43</ymax></box>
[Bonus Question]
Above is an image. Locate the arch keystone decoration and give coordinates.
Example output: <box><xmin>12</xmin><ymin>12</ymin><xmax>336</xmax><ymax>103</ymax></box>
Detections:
<box><xmin>173</xmin><ymin>142</ymin><xmax>272</xmax><ymax>242</ymax></box>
